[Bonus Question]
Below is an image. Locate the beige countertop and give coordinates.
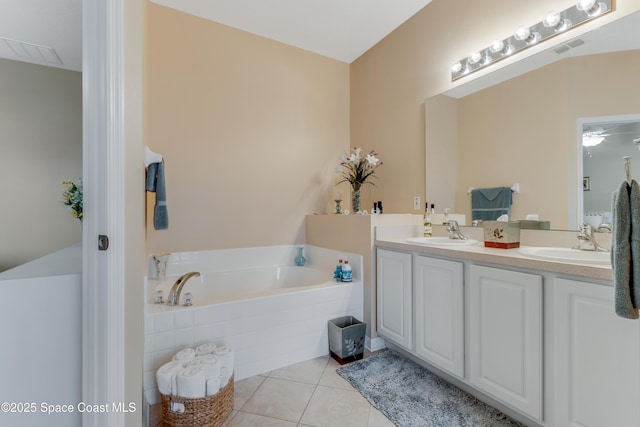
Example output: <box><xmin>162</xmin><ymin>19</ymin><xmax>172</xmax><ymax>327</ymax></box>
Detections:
<box><xmin>375</xmin><ymin>237</ymin><xmax>613</xmax><ymax>282</ymax></box>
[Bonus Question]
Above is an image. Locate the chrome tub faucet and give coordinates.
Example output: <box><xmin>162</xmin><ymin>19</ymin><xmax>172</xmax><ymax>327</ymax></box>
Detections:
<box><xmin>167</xmin><ymin>272</ymin><xmax>201</xmax><ymax>306</ymax></box>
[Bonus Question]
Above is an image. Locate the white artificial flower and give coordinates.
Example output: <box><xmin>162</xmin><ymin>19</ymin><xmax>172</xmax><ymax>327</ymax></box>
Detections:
<box><xmin>366</xmin><ymin>154</ymin><xmax>379</xmax><ymax>166</ymax></box>
<box><xmin>353</xmin><ymin>147</ymin><xmax>362</xmax><ymax>155</ymax></box>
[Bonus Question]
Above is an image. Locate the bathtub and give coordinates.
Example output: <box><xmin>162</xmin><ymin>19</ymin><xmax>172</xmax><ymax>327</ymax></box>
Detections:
<box><xmin>143</xmin><ymin>245</ymin><xmax>363</xmax><ymax>406</ymax></box>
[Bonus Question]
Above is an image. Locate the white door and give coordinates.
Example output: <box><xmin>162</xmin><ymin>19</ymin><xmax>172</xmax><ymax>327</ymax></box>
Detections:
<box><xmin>554</xmin><ymin>278</ymin><xmax>640</xmax><ymax>427</ymax></box>
<box><xmin>414</xmin><ymin>255</ymin><xmax>464</xmax><ymax>378</ymax></box>
<box><xmin>469</xmin><ymin>264</ymin><xmax>543</xmax><ymax>421</ymax></box>
<box><xmin>376</xmin><ymin>249</ymin><xmax>412</xmax><ymax>350</ymax></box>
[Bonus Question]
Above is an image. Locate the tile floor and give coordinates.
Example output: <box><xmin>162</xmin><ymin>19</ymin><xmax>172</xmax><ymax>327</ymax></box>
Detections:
<box><xmin>151</xmin><ymin>353</ymin><xmax>394</xmax><ymax>427</ymax></box>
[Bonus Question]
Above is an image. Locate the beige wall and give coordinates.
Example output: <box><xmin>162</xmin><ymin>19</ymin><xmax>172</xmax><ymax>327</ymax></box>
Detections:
<box><xmin>145</xmin><ymin>4</ymin><xmax>350</xmax><ymax>254</ymax></box>
<box><xmin>350</xmin><ymin>0</ymin><xmax>640</xmax><ymax>215</ymax></box>
<box><xmin>126</xmin><ymin>0</ymin><xmax>146</xmax><ymax>424</ymax></box>
<box><xmin>0</xmin><ymin>59</ymin><xmax>82</xmax><ymax>272</ymax></box>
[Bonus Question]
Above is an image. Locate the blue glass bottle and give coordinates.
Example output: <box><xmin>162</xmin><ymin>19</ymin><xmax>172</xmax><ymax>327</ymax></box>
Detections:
<box><xmin>295</xmin><ymin>247</ymin><xmax>306</xmax><ymax>266</ymax></box>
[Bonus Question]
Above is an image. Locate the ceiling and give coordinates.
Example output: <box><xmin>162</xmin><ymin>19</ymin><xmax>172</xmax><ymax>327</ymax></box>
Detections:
<box><xmin>0</xmin><ymin>0</ymin><xmax>432</xmax><ymax>72</ymax></box>
<box><xmin>0</xmin><ymin>0</ymin><xmax>82</xmax><ymax>71</ymax></box>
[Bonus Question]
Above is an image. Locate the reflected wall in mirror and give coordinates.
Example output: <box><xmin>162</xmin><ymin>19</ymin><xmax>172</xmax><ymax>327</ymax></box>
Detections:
<box><xmin>425</xmin><ymin>11</ymin><xmax>640</xmax><ymax>232</ymax></box>
<box><xmin>580</xmin><ymin>116</ymin><xmax>640</xmax><ymax>230</ymax></box>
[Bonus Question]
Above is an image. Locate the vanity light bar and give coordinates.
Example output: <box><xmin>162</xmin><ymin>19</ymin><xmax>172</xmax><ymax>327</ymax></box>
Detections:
<box><xmin>450</xmin><ymin>0</ymin><xmax>612</xmax><ymax>81</ymax></box>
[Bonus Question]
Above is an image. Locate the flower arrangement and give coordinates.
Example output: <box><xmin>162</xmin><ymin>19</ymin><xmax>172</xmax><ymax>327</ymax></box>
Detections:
<box><xmin>336</xmin><ymin>147</ymin><xmax>383</xmax><ymax>212</ymax></box>
<box><xmin>61</xmin><ymin>178</ymin><xmax>83</xmax><ymax>221</ymax></box>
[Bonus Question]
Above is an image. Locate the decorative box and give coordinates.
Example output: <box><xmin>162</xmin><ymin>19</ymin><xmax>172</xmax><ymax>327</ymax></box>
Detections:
<box><xmin>483</xmin><ymin>221</ymin><xmax>521</xmax><ymax>249</ymax></box>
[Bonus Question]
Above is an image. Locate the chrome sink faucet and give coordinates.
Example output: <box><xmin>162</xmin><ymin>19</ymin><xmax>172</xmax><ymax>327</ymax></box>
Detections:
<box><xmin>447</xmin><ymin>220</ymin><xmax>469</xmax><ymax>240</ymax></box>
<box><xmin>574</xmin><ymin>224</ymin><xmax>608</xmax><ymax>252</ymax></box>
<box><xmin>167</xmin><ymin>272</ymin><xmax>201</xmax><ymax>306</ymax></box>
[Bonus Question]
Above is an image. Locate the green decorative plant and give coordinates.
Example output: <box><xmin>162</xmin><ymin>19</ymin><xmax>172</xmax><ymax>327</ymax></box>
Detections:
<box><xmin>61</xmin><ymin>178</ymin><xmax>83</xmax><ymax>221</ymax></box>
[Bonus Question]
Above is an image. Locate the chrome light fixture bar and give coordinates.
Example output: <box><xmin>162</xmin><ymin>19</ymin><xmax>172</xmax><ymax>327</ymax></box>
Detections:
<box><xmin>451</xmin><ymin>0</ymin><xmax>612</xmax><ymax>81</ymax></box>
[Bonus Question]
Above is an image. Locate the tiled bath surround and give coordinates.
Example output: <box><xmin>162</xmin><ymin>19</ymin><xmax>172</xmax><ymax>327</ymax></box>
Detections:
<box><xmin>143</xmin><ymin>245</ymin><xmax>363</xmax><ymax>406</ymax></box>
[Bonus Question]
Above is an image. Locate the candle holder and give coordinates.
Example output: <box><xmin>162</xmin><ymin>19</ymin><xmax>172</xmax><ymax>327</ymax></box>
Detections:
<box><xmin>334</xmin><ymin>199</ymin><xmax>342</xmax><ymax>214</ymax></box>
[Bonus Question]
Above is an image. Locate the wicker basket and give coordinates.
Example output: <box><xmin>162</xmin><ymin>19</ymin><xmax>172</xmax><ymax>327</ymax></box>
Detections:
<box><xmin>160</xmin><ymin>374</ymin><xmax>234</xmax><ymax>427</ymax></box>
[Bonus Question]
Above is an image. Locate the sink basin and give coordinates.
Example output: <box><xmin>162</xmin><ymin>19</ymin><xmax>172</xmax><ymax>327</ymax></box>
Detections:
<box><xmin>518</xmin><ymin>247</ymin><xmax>610</xmax><ymax>265</ymax></box>
<box><xmin>406</xmin><ymin>237</ymin><xmax>479</xmax><ymax>247</ymax></box>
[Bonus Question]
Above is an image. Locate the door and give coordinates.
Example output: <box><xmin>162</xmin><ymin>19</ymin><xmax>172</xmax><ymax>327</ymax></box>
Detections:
<box><xmin>376</xmin><ymin>249</ymin><xmax>412</xmax><ymax>350</ymax></box>
<box><xmin>414</xmin><ymin>255</ymin><xmax>464</xmax><ymax>378</ymax></box>
<box><xmin>469</xmin><ymin>264</ymin><xmax>543</xmax><ymax>421</ymax></box>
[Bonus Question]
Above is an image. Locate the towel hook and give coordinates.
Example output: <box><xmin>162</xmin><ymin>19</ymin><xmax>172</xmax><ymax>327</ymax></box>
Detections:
<box><xmin>624</xmin><ymin>156</ymin><xmax>632</xmax><ymax>184</ymax></box>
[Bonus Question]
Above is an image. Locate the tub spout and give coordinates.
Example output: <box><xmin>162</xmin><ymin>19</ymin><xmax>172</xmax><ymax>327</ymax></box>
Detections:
<box><xmin>167</xmin><ymin>272</ymin><xmax>201</xmax><ymax>306</ymax></box>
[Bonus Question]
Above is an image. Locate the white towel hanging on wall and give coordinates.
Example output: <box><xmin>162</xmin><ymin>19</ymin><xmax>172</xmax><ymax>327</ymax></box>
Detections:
<box><xmin>145</xmin><ymin>146</ymin><xmax>163</xmax><ymax>167</ymax></box>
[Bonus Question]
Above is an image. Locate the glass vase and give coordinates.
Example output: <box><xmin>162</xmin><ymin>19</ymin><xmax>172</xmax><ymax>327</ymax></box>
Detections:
<box><xmin>351</xmin><ymin>188</ymin><xmax>362</xmax><ymax>213</ymax></box>
<box><xmin>295</xmin><ymin>247</ymin><xmax>306</xmax><ymax>266</ymax></box>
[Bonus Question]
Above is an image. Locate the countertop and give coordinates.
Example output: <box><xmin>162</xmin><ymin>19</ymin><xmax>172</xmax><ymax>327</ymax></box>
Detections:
<box><xmin>375</xmin><ymin>238</ymin><xmax>613</xmax><ymax>282</ymax></box>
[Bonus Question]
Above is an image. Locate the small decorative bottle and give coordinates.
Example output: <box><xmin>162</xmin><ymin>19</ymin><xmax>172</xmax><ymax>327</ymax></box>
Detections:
<box><xmin>423</xmin><ymin>203</ymin><xmax>432</xmax><ymax>237</ymax></box>
<box><xmin>333</xmin><ymin>259</ymin><xmax>343</xmax><ymax>282</ymax></box>
<box><xmin>295</xmin><ymin>247</ymin><xmax>306</xmax><ymax>266</ymax></box>
<box><xmin>341</xmin><ymin>260</ymin><xmax>352</xmax><ymax>282</ymax></box>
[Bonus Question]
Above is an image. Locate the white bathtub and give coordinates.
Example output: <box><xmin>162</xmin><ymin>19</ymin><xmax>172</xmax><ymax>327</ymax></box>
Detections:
<box><xmin>143</xmin><ymin>245</ymin><xmax>363</xmax><ymax>406</ymax></box>
<box><xmin>151</xmin><ymin>265</ymin><xmax>337</xmax><ymax>307</ymax></box>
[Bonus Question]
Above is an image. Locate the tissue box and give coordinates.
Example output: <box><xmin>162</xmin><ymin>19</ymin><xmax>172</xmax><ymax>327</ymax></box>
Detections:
<box><xmin>483</xmin><ymin>221</ymin><xmax>521</xmax><ymax>249</ymax></box>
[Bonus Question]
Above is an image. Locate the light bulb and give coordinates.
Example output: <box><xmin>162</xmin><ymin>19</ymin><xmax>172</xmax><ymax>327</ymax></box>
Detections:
<box><xmin>576</xmin><ymin>0</ymin><xmax>597</xmax><ymax>11</ymax></box>
<box><xmin>514</xmin><ymin>26</ymin><xmax>531</xmax><ymax>41</ymax></box>
<box><xmin>489</xmin><ymin>39</ymin><xmax>505</xmax><ymax>53</ymax></box>
<box><xmin>576</xmin><ymin>0</ymin><xmax>605</xmax><ymax>16</ymax></box>
<box><xmin>543</xmin><ymin>12</ymin><xmax>561</xmax><ymax>27</ymax></box>
<box><xmin>544</xmin><ymin>12</ymin><xmax>571</xmax><ymax>32</ymax></box>
<box><xmin>468</xmin><ymin>52</ymin><xmax>483</xmax><ymax>65</ymax></box>
<box><xmin>451</xmin><ymin>62</ymin><xmax>463</xmax><ymax>73</ymax></box>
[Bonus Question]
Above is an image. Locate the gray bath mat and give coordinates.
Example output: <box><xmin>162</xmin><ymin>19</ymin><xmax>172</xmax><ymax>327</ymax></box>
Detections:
<box><xmin>337</xmin><ymin>350</ymin><xmax>525</xmax><ymax>427</ymax></box>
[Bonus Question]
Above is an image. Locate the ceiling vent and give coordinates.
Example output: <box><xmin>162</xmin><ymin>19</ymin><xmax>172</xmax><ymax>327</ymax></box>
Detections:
<box><xmin>1</xmin><ymin>37</ymin><xmax>63</xmax><ymax>66</ymax></box>
<box><xmin>554</xmin><ymin>38</ymin><xmax>586</xmax><ymax>55</ymax></box>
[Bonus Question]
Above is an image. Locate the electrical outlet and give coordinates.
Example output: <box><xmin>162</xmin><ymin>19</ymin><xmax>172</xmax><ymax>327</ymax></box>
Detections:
<box><xmin>413</xmin><ymin>196</ymin><xmax>421</xmax><ymax>211</ymax></box>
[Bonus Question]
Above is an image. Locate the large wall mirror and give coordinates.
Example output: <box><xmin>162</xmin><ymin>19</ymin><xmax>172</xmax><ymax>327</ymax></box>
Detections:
<box><xmin>425</xmin><ymin>11</ymin><xmax>640</xmax><ymax>232</ymax></box>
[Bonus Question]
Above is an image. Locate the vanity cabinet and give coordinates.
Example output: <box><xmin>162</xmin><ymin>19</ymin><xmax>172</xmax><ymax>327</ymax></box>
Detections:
<box><xmin>376</xmin><ymin>249</ymin><xmax>412</xmax><ymax>350</ymax></box>
<box><xmin>468</xmin><ymin>265</ymin><xmax>543</xmax><ymax>421</ymax></box>
<box><xmin>414</xmin><ymin>256</ymin><xmax>464</xmax><ymax>379</ymax></box>
<box><xmin>554</xmin><ymin>278</ymin><xmax>640</xmax><ymax>427</ymax></box>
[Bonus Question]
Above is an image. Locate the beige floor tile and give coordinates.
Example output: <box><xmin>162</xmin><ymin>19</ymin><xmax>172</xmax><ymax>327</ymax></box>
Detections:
<box><xmin>318</xmin><ymin>358</ymin><xmax>356</xmax><ymax>390</ymax></box>
<box><xmin>367</xmin><ymin>407</ymin><xmax>395</xmax><ymax>427</ymax></box>
<box><xmin>299</xmin><ymin>385</ymin><xmax>370</xmax><ymax>427</ymax></box>
<box><xmin>227</xmin><ymin>411</ymin><xmax>298</xmax><ymax>427</ymax></box>
<box><xmin>269</xmin><ymin>356</ymin><xmax>329</xmax><ymax>384</ymax></box>
<box><xmin>221</xmin><ymin>410</ymin><xmax>237</xmax><ymax>426</ymax></box>
<box><xmin>234</xmin><ymin>375</ymin><xmax>267</xmax><ymax>409</ymax></box>
<box><xmin>242</xmin><ymin>377</ymin><xmax>316</xmax><ymax>422</ymax></box>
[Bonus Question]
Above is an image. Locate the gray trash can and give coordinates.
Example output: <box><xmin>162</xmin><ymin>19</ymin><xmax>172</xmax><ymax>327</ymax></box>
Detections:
<box><xmin>328</xmin><ymin>316</ymin><xmax>366</xmax><ymax>364</ymax></box>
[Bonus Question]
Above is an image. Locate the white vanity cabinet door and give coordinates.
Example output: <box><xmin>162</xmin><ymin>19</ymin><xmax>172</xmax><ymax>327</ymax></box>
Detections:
<box><xmin>376</xmin><ymin>249</ymin><xmax>412</xmax><ymax>350</ymax></box>
<box><xmin>469</xmin><ymin>265</ymin><xmax>543</xmax><ymax>421</ymax></box>
<box><xmin>554</xmin><ymin>278</ymin><xmax>640</xmax><ymax>427</ymax></box>
<box><xmin>414</xmin><ymin>256</ymin><xmax>464</xmax><ymax>379</ymax></box>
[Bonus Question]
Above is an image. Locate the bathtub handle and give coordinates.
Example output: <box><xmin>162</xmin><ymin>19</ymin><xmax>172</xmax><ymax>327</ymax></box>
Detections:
<box><xmin>154</xmin><ymin>290</ymin><xmax>164</xmax><ymax>304</ymax></box>
<box><xmin>183</xmin><ymin>292</ymin><xmax>193</xmax><ymax>307</ymax></box>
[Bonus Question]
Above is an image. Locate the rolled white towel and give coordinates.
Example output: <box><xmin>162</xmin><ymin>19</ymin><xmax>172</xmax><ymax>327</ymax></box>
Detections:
<box><xmin>186</xmin><ymin>354</ymin><xmax>220</xmax><ymax>380</ymax></box>
<box><xmin>156</xmin><ymin>360</ymin><xmax>183</xmax><ymax>396</ymax></box>
<box><xmin>173</xmin><ymin>348</ymin><xmax>196</xmax><ymax>366</ymax></box>
<box><xmin>219</xmin><ymin>366</ymin><xmax>232</xmax><ymax>388</ymax></box>
<box><xmin>195</xmin><ymin>342</ymin><xmax>217</xmax><ymax>356</ymax></box>
<box><xmin>176</xmin><ymin>366</ymin><xmax>206</xmax><ymax>399</ymax></box>
<box><xmin>214</xmin><ymin>346</ymin><xmax>234</xmax><ymax>373</ymax></box>
<box><xmin>206</xmin><ymin>377</ymin><xmax>221</xmax><ymax>396</ymax></box>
